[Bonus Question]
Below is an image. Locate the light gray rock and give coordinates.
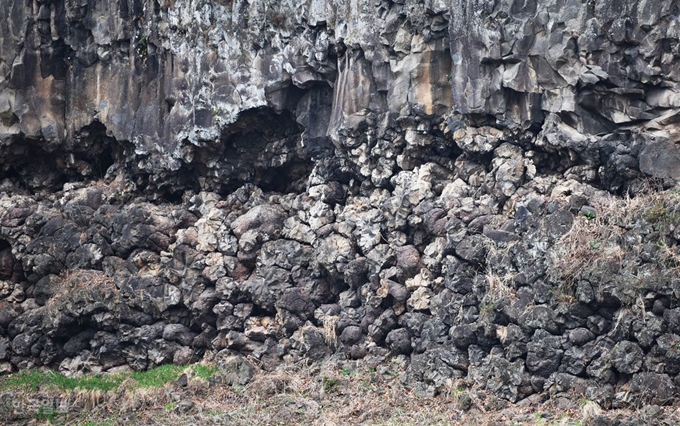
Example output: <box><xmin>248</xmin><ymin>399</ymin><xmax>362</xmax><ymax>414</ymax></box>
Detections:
<box><xmin>639</xmin><ymin>140</ymin><xmax>680</xmax><ymax>180</ymax></box>
<box><xmin>216</xmin><ymin>352</ymin><xmax>256</xmax><ymax>387</ymax></box>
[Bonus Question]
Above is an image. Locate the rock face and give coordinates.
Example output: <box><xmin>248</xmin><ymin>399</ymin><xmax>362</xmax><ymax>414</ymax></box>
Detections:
<box><xmin>1</xmin><ymin>0</ymin><xmax>680</xmax><ymax>408</ymax></box>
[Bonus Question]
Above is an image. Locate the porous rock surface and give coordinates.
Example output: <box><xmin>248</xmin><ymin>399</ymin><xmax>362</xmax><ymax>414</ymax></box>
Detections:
<box><xmin>1</xmin><ymin>0</ymin><xmax>680</xmax><ymax>408</ymax></box>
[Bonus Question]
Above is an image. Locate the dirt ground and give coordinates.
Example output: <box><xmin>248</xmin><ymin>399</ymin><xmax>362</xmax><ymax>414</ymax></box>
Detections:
<box><xmin>2</xmin><ymin>362</ymin><xmax>679</xmax><ymax>426</ymax></box>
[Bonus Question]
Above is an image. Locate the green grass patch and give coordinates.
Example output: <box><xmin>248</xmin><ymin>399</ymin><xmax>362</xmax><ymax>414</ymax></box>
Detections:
<box><xmin>321</xmin><ymin>375</ymin><xmax>339</xmax><ymax>393</ymax></box>
<box><xmin>129</xmin><ymin>363</ymin><xmax>216</xmax><ymax>388</ymax></box>
<box><xmin>0</xmin><ymin>369</ymin><xmax>124</xmax><ymax>392</ymax></box>
<box><xmin>191</xmin><ymin>363</ymin><xmax>218</xmax><ymax>380</ymax></box>
<box><xmin>0</xmin><ymin>363</ymin><xmax>218</xmax><ymax>393</ymax></box>
<box><xmin>130</xmin><ymin>364</ymin><xmax>183</xmax><ymax>388</ymax></box>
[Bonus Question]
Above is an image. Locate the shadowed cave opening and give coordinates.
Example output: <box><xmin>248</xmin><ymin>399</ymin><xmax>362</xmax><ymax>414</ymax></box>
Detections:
<box><xmin>215</xmin><ymin>107</ymin><xmax>315</xmax><ymax>195</ymax></box>
<box><xmin>0</xmin><ymin>107</ymin><xmax>320</xmax><ymax>204</ymax></box>
<box><xmin>167</xmin><ymin>107</ymin><xmax>316</xmax><ymax>199</ymax></box>
<box><xmin>0</xmin><ymin>122</ymin><xmax>119</xmax><ymax>193</ymax></box>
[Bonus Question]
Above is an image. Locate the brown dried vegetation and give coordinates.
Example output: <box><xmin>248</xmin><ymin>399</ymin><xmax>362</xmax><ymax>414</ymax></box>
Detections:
<box><xmin>550</xmin><ymin>183</ymin><xmax>680</xmax><ymax>292</ymax></box>
<box><xmin>3</xmin><ymin>362</ymin><xmax>680</xmax><ymax>425</ymax></box>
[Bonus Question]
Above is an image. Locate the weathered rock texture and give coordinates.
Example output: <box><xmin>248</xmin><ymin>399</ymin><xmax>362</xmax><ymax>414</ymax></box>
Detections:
<box><xmin>1</xmin><ymin>0</ymin><xmax>680</xmax><ymax>408</ymax></box>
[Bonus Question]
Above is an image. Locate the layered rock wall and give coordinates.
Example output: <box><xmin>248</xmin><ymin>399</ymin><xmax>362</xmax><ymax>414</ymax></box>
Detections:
<box><xmin>1</xmin><ymin>0</ymin><xmax>680</xmax><ymax>408</ymax></box>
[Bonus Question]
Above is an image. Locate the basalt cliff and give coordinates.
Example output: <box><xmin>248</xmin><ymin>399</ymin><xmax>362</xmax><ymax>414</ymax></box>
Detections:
<box><xmin>1</xmin><ymin>0</ymin><xmax>680</xmax><ymax>408</ymax></box>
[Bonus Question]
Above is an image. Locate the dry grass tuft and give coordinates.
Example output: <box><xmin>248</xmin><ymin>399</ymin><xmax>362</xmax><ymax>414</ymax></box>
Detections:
<box><xmin>322</xmin><ymin>315</ymin><xmax>339</xmax><ymax>350</ymax></box>
<box><xmin>47</xmin><ymin>269</ymin><xmax>118</xmax><ymax>307</ymax></box>
<box><xmin>581</xmin><ymin>400</ymin><xmax>604</xmax><ymax>419</ymax></box>
<box><xmin>549</xmin><ymin>211</ymin><xmax>626</xmax><ymax>284</ymax></box>
<box><xmin>60</xmin><ymin>269</ymin><xmax>117</xmax><ymax>290</ymax></box>
<box><xmin>484</xmin><ymin>269</ymin><xmax>517</xmax><ymax>304</ymax></box>
<box><xmin>118</xmin><ymin>386</ymin><xmax>169</xmax><ymax>412</ymax></box>
<box><xmin>244</xmin><ymin>363</ymin><xmax>309</xmax><ymax>399</ymax></box>
<box><xmin>483</xmin><ymin>238</ymin><xmax>519</xmax><ymax>307</ymax></box>
<box><xmin>550</xmin><ymin>184</ymin><xmax>680</xmax><ymax>288</ymax></box>
<box><xmin>71</xmin><ymin>388</ymin><xmax>109</xmax><ymax>411</ymax></box>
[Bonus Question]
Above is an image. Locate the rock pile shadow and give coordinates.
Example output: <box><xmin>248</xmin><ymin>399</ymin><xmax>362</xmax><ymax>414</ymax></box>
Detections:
<box><xmin>1</xmin><ymin>0</ymin><xmax>680</xmax><ymax>410</ymax></box>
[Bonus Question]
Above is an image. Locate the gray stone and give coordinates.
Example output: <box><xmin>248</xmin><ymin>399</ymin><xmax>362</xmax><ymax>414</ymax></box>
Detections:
<box><xmin>232</xmin><ymin>205</ymin><xmax>286</xmax><ymax>239</ymax></box>
<box><xmin>611</xmin><ymin>341</ymin><xmax>644</xmax><ymax>375</ymax></box>
<box><xmin>455</xmin><ymin>236</ymin><xmax>487</xmax><ymax>266</ymax></box>
<box><xmin>630</xmin><ymin>373</ymin><xmax>676</xmax><ymax>405</ymax></box>
<box><xmin>526</xmin><ymin>330</ymin><xmax>563</xmax><ymax>377</ymax></box>
<box><xmin>173</xmin><ymin>347</ymin><xmax>194</xmax><ymax>366</ymax></box>
<box><xmin>339</xmin><ymin>326</ymin><xmax>363</xmax><ymax>346</ymax></box>
<box><xmin>385</xmin><ymin>328</ymin><xmax>412</xmax><ymax>355</ymax></box>
<box><xmin>569</xmin><ymin>328</ymin><xmax>596</xmax><ymax>346</ymax></box>
<box><xmin>163</xmin><ymin>324</ymin><xmax>197</xmax><ymax>347</ymax></box>
<box><xmin>0</xmin><ymin>337</ymin><xmax>9</xmax><ymax>361</ymax></box>
<box><xmin>639</xmin><ymin>140</ymin><xmax>680</xmax><ymax>180</ymax></box>
<box><xmin>216</xmin><ymin>353</ymin><xmax>256</xmax><ymax>387</ymax></box>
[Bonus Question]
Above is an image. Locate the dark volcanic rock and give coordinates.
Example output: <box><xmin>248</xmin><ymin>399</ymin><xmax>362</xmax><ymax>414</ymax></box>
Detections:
<box><xmin>386</xmin><ymin>328</ymin><xmax>413</xmax><ymax>355</ymax></box>
<box><xmin>630</xmin><ymin>373</ymin><xmax>676</xmax><ymax>405</ymax></box>
<box><xmin>163</xmin><ymin>324</ymin><xmax>197</xmax><ymax>347</ymax></box>
<box><xmin>611</xmin><ymin>341</ymin><xmax>644</xmax><ymax>375</ymax></box>
<box><xmin>0</xmin><ymin>0</ymin><xmax>679</xmax><ymax>409</ymax></box>
<box><xmin>526</xmin><ymin>330</ymin><xmax>563</xmax><ymax>377</ymax></box>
